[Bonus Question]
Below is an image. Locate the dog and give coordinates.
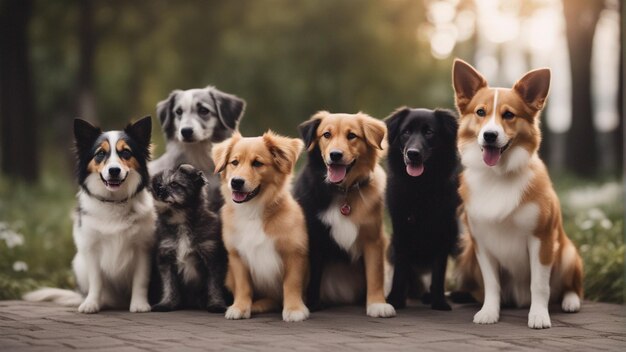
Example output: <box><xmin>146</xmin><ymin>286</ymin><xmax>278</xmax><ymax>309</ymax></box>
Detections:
<box><xmin>384</xmin><ymin>107</ymin><xmax>460</xmax><ymax>311</ymax></box>
<box><xmin>212</xmin><ymin>131</ymin><xmax>310</xmax><ymax>322</ymax></box>
<box><xmin>24</xmin><ymin>117</ymin><xmax>156</xmax><ymax>313</ymax></box>
<box><xmin>150</xmin><ymin>164</ymin><xmax>229</xmax><ymax>313</ymax></box>
<box><xmin>452</xmin><ymin>59</ymin><xmax>583</xmax><ymax>329</ymax></box>
<box><xmin>150</xmin><ymin>86</ymin><xmax>246</xmax><ymax>211</ymax></box>
<box><xmin>294</xmin><ymin>111</ymin><xmax>395</xmax><ymax>318</ymax></box>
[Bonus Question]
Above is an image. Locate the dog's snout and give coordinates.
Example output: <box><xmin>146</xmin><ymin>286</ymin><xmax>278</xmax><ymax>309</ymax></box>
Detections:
<box><xmin>108</xmin><ymin>167</ymin><xmax>121</xmax><ymax>177</ymax></box>
<box><xmin>329</xmin><ymin>150</ymin><xmax>343</xmax><ymax>162</ymax></box>
<box><xmin>406</xmin><ymin>149</ymin><xmax>421</xmax><ymax>162</ymax></box>
<box><xmin>181</xmin><ymin>128</ymin><xmax>194</xmax><ymax>140</ymax></box>
<box><xmin>483</xmin><ymin>131</ymin><xmax>498</xmax><ymax>144</ymax></box>
<box><xmin>230</xmin><ymin>177</ymin><xmax>245</xmax><ymax>191</ymax></box>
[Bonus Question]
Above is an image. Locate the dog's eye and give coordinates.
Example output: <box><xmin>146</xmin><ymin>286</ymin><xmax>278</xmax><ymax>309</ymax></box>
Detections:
<box><xmin>323</xmin><ymin>132</ymin><xmax>331</xmax><ymax>139</ymax></box>
<box><xmin>118</xmin><ymin>149</ymin><xmax>132</xmax><ymax>160</ymax></box>
<box><xmin>170</xmin><ymin>182</ymin><xmax>182</xmax><ymax>189</ymax></box>
<box><xmin>231</xmin><ymin>160</ymin><xmax>239</xmax><ymax>166</ymax></box>
<box><xmin>347</xmin><ymin>132</ymin><xmax>357</xmax><ymax>140</ymax></box>
<box><xmin>252</xmin><ymin>160</ymin><xmax>263</xmax><ymax>167</ymax></box>
<box><xmin>476</xmin><ymin>108</ymin><xmax>486</xmax><ymax>117</ymax></box>
<box><xmin>424</xmin><ymin>128</ymin><xmax>434</xmax><ymax>136</ymax></box>
<box><xmin>94</xmin><ymin>150</ymin><xmax>106</xmax><ymax>162</ymax></box>
<box><xmin>502</xmin><ymin>111</ymin><xmax>515</xmax><ymax>120</ymax></box>
<box><xmin>175</xmin><ymin>108</ymin><xmax>183</xmax><ymax>115</ymax></box>
<box><xmin>198</xmin><ymin>106</ymin><xmax>209</xmax><ymax>115</ymax></box>
<box><xmin>402</xmin><ymin>129</ymin><xmax>411</xmax><ymax>135</ymax></box>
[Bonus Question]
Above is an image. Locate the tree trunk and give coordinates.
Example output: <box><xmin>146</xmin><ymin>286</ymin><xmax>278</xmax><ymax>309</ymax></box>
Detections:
<box><xmin>563</xmin><ymin>0</ymin><xmax>604</xmax><ymax>178</ymax></box>
<box><xmin>77</xmin><ymin>0</ymin><xmax>97</xmax><ymax>123</ymax></box>
<box><xmin>615</xmin><ymin>0</ymin><xmax>624</xmax><ymax>176</ymax></box>
<box><xmin>0</xmin><ymin>0</ymin><xmax>38</xmax><ymax>182</ymax></box>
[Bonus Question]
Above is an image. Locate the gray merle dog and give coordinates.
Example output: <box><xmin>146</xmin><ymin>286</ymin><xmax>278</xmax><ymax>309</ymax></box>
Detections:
<box><xmin>150</xmin><ymin>164</ymin><xmax>229</xmax><ymax>313</ymax></box>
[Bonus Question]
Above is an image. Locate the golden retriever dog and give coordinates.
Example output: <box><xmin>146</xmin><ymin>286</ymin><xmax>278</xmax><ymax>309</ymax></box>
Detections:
<box><xmin>212</xmin><ymin>130</ymin><xmax>310</xmax><ymax>322</ymax></box>
<box><xmin>294</xmin><ymin>111</ymin><xmax>395</xmax><ymax>318</ymax></box>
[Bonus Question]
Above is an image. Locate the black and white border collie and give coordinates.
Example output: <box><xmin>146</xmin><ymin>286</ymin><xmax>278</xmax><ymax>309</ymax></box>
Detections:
<box><xmin>24</xmin><ymin>117</ymin><xmax>156</xmax><ymax>314</ymax></box>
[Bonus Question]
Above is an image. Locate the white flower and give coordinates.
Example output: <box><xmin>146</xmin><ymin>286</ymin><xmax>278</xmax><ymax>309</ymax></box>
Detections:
<box><xmin>0</xmin><ymin>224</ymin><xmax>24</xmax><ymax>249</ymax></box>
<box><xmin>565</xmin><ymin>182</ymin><xmax>623</xmax><ymax>210</ymax></box>
<box><xmin>12</xmin><ymin>261</ymin><xmax>28</xmax><ymax>272</ymax></box>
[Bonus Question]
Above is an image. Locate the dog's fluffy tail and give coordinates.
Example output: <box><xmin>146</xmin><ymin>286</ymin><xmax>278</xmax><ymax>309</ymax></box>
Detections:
<box><xmin>22</xmin><ymin>288</ymin><xmax>83</xmax><ymax>306</ymax></box>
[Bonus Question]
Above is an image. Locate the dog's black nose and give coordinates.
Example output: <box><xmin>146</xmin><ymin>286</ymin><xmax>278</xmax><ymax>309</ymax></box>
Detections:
<box><xmin>329</xmin><ymin>150</ymin><xmax>343</xmax><ymax>162</ymax></box>
<box><xmin>230</xmin><ymin>178</ymin><xmax>245</xmax><ymax>191</ymax></box>
<box><xmin>181</xmin><ymin>128</ymin><xmax>194</xmax><ymax>140</ymax></box>
<box><xmin>483</xmin><ymin>131</ymin><xmax>498</xmax><ymax>143</ymax></box>
<box><xmin>406</xmin><ymin>149</ymin><xmax>421</xmax><ymax>162</ymax></box>
<box><xmin>108</xmin><ymin>167</ymin><xmax>121</xmax><ymax>177</ymax></box>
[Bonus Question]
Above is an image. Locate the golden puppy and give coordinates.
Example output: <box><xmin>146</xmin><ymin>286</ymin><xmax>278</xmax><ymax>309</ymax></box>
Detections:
<box><xmin>212</xmin><ymin>130</ymin><xmax>309</xmax><ymax>322</ymax></box>
<box><xmin>294</xmin><ymin>111</ymin><xmax>395</xmax><ymax>318</ymax></box>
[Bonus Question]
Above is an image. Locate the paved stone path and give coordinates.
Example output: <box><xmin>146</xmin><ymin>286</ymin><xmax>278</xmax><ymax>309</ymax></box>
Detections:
<box><xmin>0</xmin><ymin>300</ymin><xmax>624</xmax><ymax>351</ymax></box>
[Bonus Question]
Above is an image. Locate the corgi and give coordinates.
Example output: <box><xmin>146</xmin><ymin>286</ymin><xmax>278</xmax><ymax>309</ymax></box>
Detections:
<box><xmin>294</xmin><ymin>111</ymin><xmax>395</xmax><ymax>318</ymax></box>
<box><xmin>452</xmin><ymin>59</ymin><xmax>583</xmax><ymax>329</ymax></box>
<box><xmin>212</xmin><ymin>131</ymin><xmax>310</xmax><ymax>322</ymax></box>
<box><xmin>24</xmin><ymin>117</ymin><xmax>156</xmax><ymax>313</ymax></box>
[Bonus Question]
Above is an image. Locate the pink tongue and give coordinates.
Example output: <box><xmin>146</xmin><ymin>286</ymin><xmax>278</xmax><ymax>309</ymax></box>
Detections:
<box><xmin>406</xmin><ymin>164</ymin><xmax>424</xmax><ymax>177</ymax></box>
<box><xmin>483</xmin><ymin>147</ymin><xmax>501</xmax><ymax>166</ymax></box>
<box><xmin>232</xmin><ymin>191</ymin><xmax>248</xmax><ymax>202</ymax></box>
<box><xmin>327</xmin><ymin>165</ymin><xmax>347</xmax><ymax>183</ymax></box>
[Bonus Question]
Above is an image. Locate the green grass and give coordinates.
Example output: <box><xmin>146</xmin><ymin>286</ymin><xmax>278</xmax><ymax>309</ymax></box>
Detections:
<box><xmin>0</xmin><ymin>167</ymin><xmax>623</xmax><ymax>303</ymax></box>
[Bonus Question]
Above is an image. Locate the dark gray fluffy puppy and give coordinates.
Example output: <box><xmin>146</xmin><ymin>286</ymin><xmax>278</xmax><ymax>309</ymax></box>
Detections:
<box><xmin>150</xmin><ymin>164</ymin><xmax>228</xmax><ymax>313</ymax></box>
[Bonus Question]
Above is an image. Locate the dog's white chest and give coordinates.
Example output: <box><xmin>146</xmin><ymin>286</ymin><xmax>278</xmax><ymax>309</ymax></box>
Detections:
<box><xmin>319</xmin><ymin>201</ymin><xmax>361</xmax><ymax>261</ymax></box>
<box><xmin>231</xmin><ymin>206</ymin><xmax>283</xmax><ymax>298</ymax></box>
<box><xmin>176</xmin><ymin>232</ymin><xmax>200</xmax><ymax>283</ymax></box>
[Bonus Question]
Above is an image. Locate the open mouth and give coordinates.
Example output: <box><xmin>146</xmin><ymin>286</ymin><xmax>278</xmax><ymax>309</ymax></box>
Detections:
<box><xmin>326</xmin><ymin>161</ymin><xmax>355</xmax><ymax>184</ymax></box>
<box><xmin>231</xmin><ymin>185</ymin><xmax>261</xmax><ymax>203</ymax></box>
<box><xmin>405</xmin><ymin>162</ymin><xmax>424</xmax><ymax>177</ymax></box>
<box><xmin>101</xmin><ymin>175</ymin><xmax>126</xmax><ymax>190</ymax></box>
<box><xmin>480</xmin><ymin>141</ymin><xmax>511</xmax><ymax>167</ymax></box>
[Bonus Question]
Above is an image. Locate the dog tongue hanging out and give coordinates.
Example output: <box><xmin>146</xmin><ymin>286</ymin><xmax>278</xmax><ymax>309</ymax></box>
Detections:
<box><xmin>452</xmin><ymin>59</ymin><xmax>583</xmax><ymax>329</ymax></box>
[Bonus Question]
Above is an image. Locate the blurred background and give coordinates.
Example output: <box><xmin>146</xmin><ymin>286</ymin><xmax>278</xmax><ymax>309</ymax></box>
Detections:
<box><xmin>0</xmin><ymin>0</ymin><xmax>623</xmax><ymax>303</ymax></box>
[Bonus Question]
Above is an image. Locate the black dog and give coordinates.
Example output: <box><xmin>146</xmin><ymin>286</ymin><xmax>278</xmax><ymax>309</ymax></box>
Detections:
<box><xmin>150</xmin><ymin>164</ymin><xmax>229</xmax><ymax>313</ymax></box>
<box><xmin>384</xmin><ymin>108</ymin><xmax>460</xmax><ymax>311</ymax></box>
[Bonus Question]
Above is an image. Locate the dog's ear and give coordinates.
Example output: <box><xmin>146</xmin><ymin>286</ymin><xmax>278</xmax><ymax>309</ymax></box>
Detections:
<box><xmin>211</xmin><ymin>133</ymin><xmax>240</xmax><ymax>174</ymax></box>
<box><xmin>384</xmin><ymin>107</ymin><xmax>410</xmax><ymax>145</ymax></box>
<box><xmin>513</xmin><ymin>68</ymin><xmax>551</xmax><ymax>112</ymax></box>
<box><xmin>435</xmin><ymin>109</ymin><xmax>458</xmax><ymax>141</ymax></box>
<box><xmin>209</xmin><ymin>87</ymin><xmax>246</xmax><ymax>130</ymax></box>
<box><xmin>452</xmin><ymin>59</ymin><xmax>487</xmax><ymax>112</ymax></box>
<box><xmin>74</xmin><ymin>118</ymin><xmax>102</xmax><ymax>150</ymax></box>
<box><xmin>263</xmin><ymin>130</ymin><xmax>304</xmax><ymax>174</ymax></box>
<box><xmin>298</xmin><ymin>111</ymin><xmax>325</xmax><ymax>151</ymax></box>
<box><xmin>178</xmin><ymin>164</ymin><xmax>206</xmax><ymax>187</ymax></box>
<box><xmin>125</xmin><ymin>116</ymin><xmax>152</xmax><ymax>148</ymax></box>
<box><xmin>157</xmin><ymin>90</ymin><xmax>180</xmax><ymax>138</ymax></box>
<box><xmin>359</xmin><ymin>113</ymin><xmax>386</xmax><ymax>150</ymax></box>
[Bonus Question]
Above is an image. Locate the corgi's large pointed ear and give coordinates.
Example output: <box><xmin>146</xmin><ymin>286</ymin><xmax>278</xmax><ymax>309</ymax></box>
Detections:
<box><xmin>156</xmin><ymin>90</ymin><xmax>181</xmax><ymax>139</ymax></box>
<box><xmin>212</xmin><ymin>133</ymin><xmax>240</xmax><ymax>174</ymax></box>
<box><xmin>384</xmin><ymin>107</ymin><xmax>410</xmax><ymax>145</ymax></box>
<box><xmin>453</xmin><ymin>59</ymin><xmax>487</xmax><ymax>112</ymax></box>
<box><xmin>513</xmin><ymin>68</ymin><xmax>551</xmax><ymax>111</ymax></box>
<box><xmin>74</xmin><ymin>118</ymin><xmax>102</xmax><ymax>149</ymax></box>
<box><xmin>125</xmin><ymin>116</ymin><xmax>152</xmax><ymax>147</ymax></box>
<box><xmin>298</xmin><ymin>111</ymin><xmax>325</xmax><ymax>151</ymax></box>
<box><xmin>263</xmin><ymin>130</ymin><xmax>304</xmax><ymax>174</ymax></box>
<box><xmin>360</xmin><ymin>113</ymin><xmax>386</xmax><ymax>150</ymax></box>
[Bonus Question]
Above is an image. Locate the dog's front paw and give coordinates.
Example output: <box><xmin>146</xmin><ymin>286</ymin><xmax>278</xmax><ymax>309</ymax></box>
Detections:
<box><xmin>225</xmin><ymin>305</ymin><xmax>251</xmax><ymax>320</ymax></box>
<box><xmin>130</xmin><ymin>300</ymin><xmax>151</xmax><ymax>313</ymax></box>
<box><xmin>366</xmin><ymin>303</ymin><xmax>396</xmax><ymax>318</ymax></box>
<box><xmin>528</xmin><ymin>308</ymin><xmax>551</xmax><ymax>329</ymax></box>
<box><xmin>282</xmin><ymin>306</ymin><xmax>310</xmax><ymax>322</ymax></box>
<box><xmin>78</xmin><ymin>300</ymin><xmax>100</xmax><ymax>314</ymax></box>
<box><xmin>431</xmin><ymin>299</ymin><xmax>452</xmax><ymax>311</ymax></box>
<box><xmin>561</xmin><ymin>292</ymin><xmax>581</xmax><ymax>313</ymax></box>
<box><xmin>473</xmin><ymin>308</ymin><xmax>499</xmax><ymax>324</ymax></box>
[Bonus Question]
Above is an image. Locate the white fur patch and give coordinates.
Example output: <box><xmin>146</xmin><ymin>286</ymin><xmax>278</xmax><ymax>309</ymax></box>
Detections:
<box><xmin>366</xmin><ymin>303</ymin><xmax>396</xmax><ymax>318</ymax></box>
<box><xmin>282</xmin><ymin>306</ymin><xmax>310</xmax><ymax>322</ymax></box>
<box><xmin>230</xmin><ymin>202</ymin><xmax>283</xmax><ymax>298</ymax></box>
<box><xmin>318</xmin><ymin>201</ymin><xmax>361</xmax><ymax>261</ymax></box>
<box><xmin>561</xmin><ymin>291</ymin><xmax>581</xmax><ymax>312</ymax></box>
<box><xmin>176</xmin><ymin>233</ymin><xmax>200</xmax><ymax>283</ymax></box>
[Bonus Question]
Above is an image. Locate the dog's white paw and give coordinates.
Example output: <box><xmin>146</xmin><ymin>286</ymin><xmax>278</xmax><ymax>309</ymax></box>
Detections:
<box><xmin>129</xmin><ymin>300</ymin><xmax>151</xmax><ymax>313</ymax></box>
<box><xmin>528</xmin><ymin>308</ymin><xmax>551</xmax><ymax>329</ymax></box>
<box><xmin>78</xmin><ymin>300</ymin><xmax>100</xmax><ymax>314</ymax></box>
<box><xmin>366</xmin><ymin>303</ymin><xmax>396</xmax><ymax>318</ymax></box>
<box><xmin>282</xmin><ymin>306</ymin><xmax>310</xmax><ymax>322</ymax></box>
<box><xmin>225</xmin><ymin>305</ymin><xmax>251</xmax><ymax>320</ymax></box>
<box><xmin>561</xmin><ymin>292</ymin><xmax>581</xmax><ymax>313</ymax></box>
<box><xmin>473</xmin><ymin>308</ymin><xmax>499</xmax><ymax>324</ymax></box>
